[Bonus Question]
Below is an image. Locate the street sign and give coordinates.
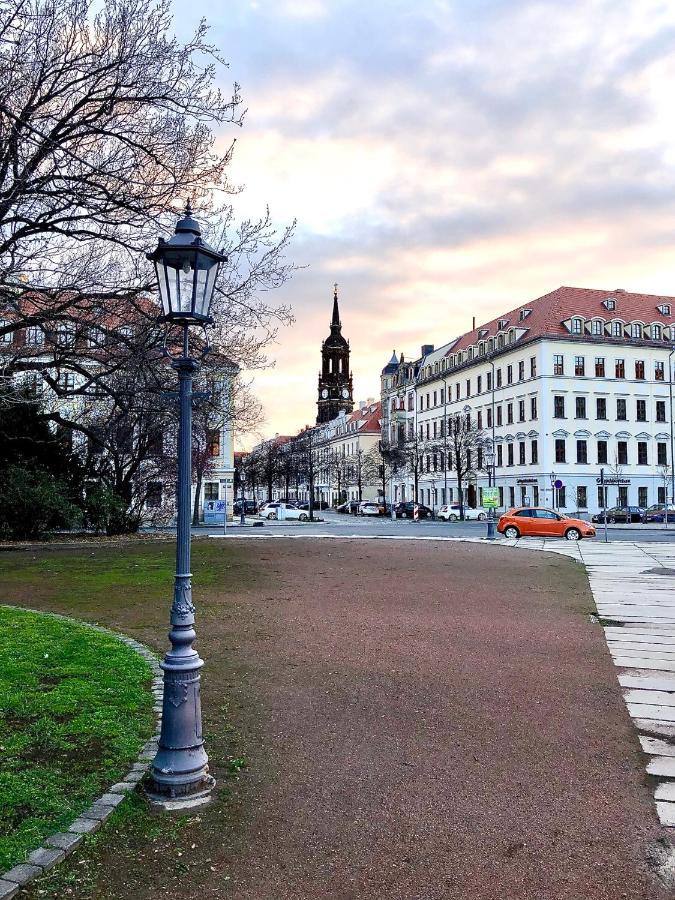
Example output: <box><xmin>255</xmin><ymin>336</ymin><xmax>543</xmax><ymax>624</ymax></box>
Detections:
<box><xmin>483</xmin><ymin>487</ymin><xmax>499</xmax><ymax>508</ymax></box>
<box><xmin>553</xmin><ymin>479</ymin><xmax>564</xmax><ymax>490</ymax></box>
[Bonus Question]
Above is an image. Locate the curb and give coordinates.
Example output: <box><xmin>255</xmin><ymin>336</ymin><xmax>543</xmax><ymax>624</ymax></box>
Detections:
<box><xmin>0</xmin><ymin>608</ymin><xmax>163</xmax><ymax>899</ymax></box>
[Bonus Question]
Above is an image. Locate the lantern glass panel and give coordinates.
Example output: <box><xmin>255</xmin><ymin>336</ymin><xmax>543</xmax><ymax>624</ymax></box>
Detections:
<box><xmin>178</xmin><ymin>258</ymin><xmax>195</xmax><ymax>314</ymax></box>
<box><xmin>154</xmin><ymin>258</ymin><xmax>172</xmax><ymax>317</ymax></box>
<box><xmin>194</xmin><ymin>251</ymin><xmax>220</xmax><ymax>318</ymax></box>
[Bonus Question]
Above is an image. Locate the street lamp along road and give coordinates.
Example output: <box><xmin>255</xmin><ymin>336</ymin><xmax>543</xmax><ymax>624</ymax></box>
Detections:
<box><xmin>146</xmin><ymin>202</ymin><xmax>227</xmax><ymax>804</ymax></box>
<box><xmin>483</xmin><ymin>443</ymin><xmax>496</xmax><ymax>540</ymax></box>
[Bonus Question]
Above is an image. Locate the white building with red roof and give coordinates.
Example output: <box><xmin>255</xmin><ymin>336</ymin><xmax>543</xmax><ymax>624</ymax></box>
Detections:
<box><xmin>381</xmin><ymin>286</ymin><xmax>675</xmax><ymax>517</ymax></box>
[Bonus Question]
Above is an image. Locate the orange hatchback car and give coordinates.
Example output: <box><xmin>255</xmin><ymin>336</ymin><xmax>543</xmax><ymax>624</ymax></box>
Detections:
<box><xmin>497</xmin><ymin>507</ymin><xmax>596</xmax><ymax>541</ymax></box>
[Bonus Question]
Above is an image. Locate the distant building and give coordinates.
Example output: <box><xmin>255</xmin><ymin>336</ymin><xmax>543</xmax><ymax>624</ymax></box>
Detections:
<box><xmin>316</xmin><ymin>285</ymin><xmax>353</xmax><ymax>424</ymax></box>
<box><xmin>381</xmin><ymin>286</ymin><xmax>675</xmax><ymax>515</ymax></box>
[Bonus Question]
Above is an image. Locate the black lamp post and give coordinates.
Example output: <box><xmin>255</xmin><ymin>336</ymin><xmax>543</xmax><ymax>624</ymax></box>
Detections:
<box><xmin>146</xmin><ymin>202</ymin><xmax>226</xmax><ymax>803</ymax></box>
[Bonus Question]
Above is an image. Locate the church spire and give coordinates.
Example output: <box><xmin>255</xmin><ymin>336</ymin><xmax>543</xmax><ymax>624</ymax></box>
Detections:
<box><xmin>331</xmin><ymin>282</ymin><xmax>340</xmax><ymax>329</ymax></box>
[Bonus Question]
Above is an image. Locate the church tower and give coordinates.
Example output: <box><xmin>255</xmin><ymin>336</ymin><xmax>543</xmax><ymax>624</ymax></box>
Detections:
<box><xmin>316</xmin><ymin>284</ymin><xmax>354</xmax><ymax>424</ymax></box>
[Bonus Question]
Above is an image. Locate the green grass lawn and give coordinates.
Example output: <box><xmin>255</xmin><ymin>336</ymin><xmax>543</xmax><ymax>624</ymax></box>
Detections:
<box><xmin>0</xmin><ymin>606</ymin><xmax>154</xmax><ymax>871</ymax></box>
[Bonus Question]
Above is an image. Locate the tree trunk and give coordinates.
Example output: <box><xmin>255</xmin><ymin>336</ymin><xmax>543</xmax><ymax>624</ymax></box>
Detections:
<box><xmin>192</xmin><ymin>470</ymin><xmax>203</xmax><ymax>526</ymax></box>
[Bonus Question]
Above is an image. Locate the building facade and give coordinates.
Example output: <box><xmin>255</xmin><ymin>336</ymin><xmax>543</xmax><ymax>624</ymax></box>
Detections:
<box><xmin>381</xmin><ymin>286</ymin><xmax>675</xmax><ymax>516</ymax></box>
<box><xmin>316</xmin><ymin>285</ymin><xmax>354</xmax><ymax>424</ymax></box>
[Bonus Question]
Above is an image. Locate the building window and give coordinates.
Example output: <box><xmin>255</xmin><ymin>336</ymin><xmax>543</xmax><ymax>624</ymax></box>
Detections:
<box><xmin>496</xmin><ymin>369</ymin><xmax>502</xmax><ymax>388</ymax></box>
<box><xmin>518</xmin><ymin>361</ymin><xmax>525</xmax><ymax>381</ymax></box>
<box><xmin>617</xmin><ymin>441</ymin><xmax>628</xmax><ymax>465</ymax></box>
<box><xmin>571</xmin><ymin>318</ymin><xmax>583</xmax><ymax>334</ymax></box>
<box><xmin>616</xmin><ymin>398</ymin><xmax>627</xmax><ymax>420</ymax></box>
<box><xmin>658</xmin><ymin>442</ymin><xmax>668</xmax><ymax>466</ymax></box>
<box><xmin>558</xmin><ymin>486</ymin><xmax>566</xmax><ymax>508</ymax></box>
<box><xmin>497</xmin><ymin>445</ymin><xmax>503</xmax><ymax>467</ymax></box>
<box><xmin>618</xmin><ymin>485</ymin><xmax>628</xmax><ymax>506</ymax></box>
<box><xmin>509</xmin><ymin>486</ymin><xmax>515</xmax><ymax>507</ymax></box>
<box><xmin>506</xmin><ymin>365</ymin><xmax>513</xmax><ymax>385</ymax></box>
<box><xmin>576</xmin><ymin>440</ymin><xmax>588</xmax><ymax>464</ymax></box>
<box><xmin>659</xmin><ymin>486</ymin><xmax>667</xmax><ymax>503</ymax></box>
<box><xmin>598</xmin><ymin>485</ymin><xmax>607</xmax><ymax>507</ymax></box>
<box><xmin>555</xmin><ymin>439</ymin><xmax>566</xmax><ymax>463</ymax></box>
<box><xmin>59</xmin><ymin>372</ymin><xmax>75</xmax><ymax>391</ymax></box>
<box><xmin>25</xmin><ymin>325</ymin><xmax>44</xmax><ymax>345</ymax></box>
<box><xmin>591</xmin><ymin>320</ymin><xmax>603</xmax><ymax>336</ymax></box>
<box><xmin>657</xmin><ymin>401</ymin><xmax>666</xmax><ymax>423</ymax></box>
<box><xmin>487</xmin><ymin>408</ymin><xmax>492</xmax><ymax>428</ymax></box>
<box><xmin>553</xmin><ymin>355</ymin><xmax>564</xmax><ymax>376</ymax></box>
<box><xmin>531</xmin><ymin>440</ymin><xmax>538</xmax><ymax>464</ymax></box>
<box><xmin>656</xmin><ymin>361</ymin><xmax>665</xmax><ymax>381</ymax></box>
<box><xmin>596</xmin><ymin>398</ymin><xmax>607</xmax><ymax>420</ymax></box>
<box><xmin>636</xmin><ymin>399</ymin><xmax>647</xmax><ymax>422</ymax></box>
<box><xmin>597</xmin><ymin>440</ymin><xmax>608</xmax><ymax>464</ymax></box>
<box><xmin>204</xmin><ymin>482</ymin><xmax>219</xmax><ymax>501</ymax></box>
<box><xmin>631</xmin><ymin>323</ymin><xmax>642</xmax><ymax>339</ymax></box>
<box><xmin>575</xmin><ymin>397</ymin><xmax>586</xmax><ymax>419</ymax></box>
<box><xmin>652</xmin><ymin>324</ymin><xmax>662</xmax><ymax>340</ymax></box>
<box><xmin>455</xmin><ymin>384</ymin><xmax>460</xmax><ymax>400</ymax></box>
<box><xmin>146</xmin><ymin>482</ymin><xmax>163</xmax><ymax>508</ymax></box>
<box><xmin>477</xmin><ymin>411</ymin><xmax>482</xmax><ymax>429</ymax></box>
<box><xmin>477</xmin><ymin>375</ymin><xmax>482</xmax><ymax>393</ymax></box>
<box><xmin>606</xmin><ymin>299</ymin><xmax>616</xmax><ymax>311</ymax></box>
<box><xmin>433</xmin><ymin>390</ymin><xmax>437</xmax><ymax>406</ymax></box>
<box><xmin>611</xmin><ymin>321</ymin><xmax>622</xmax><ymax>337</ymax></box>
<box><xmin>487</xmin><ymin>371</ymin><xmax>492</xmax><ymax>390</ymax></box>
<box><xmin>518</xmin><ymin>400</ymin><xmax>525</xmax><ymax>422</ymax></box>
<box><xmin>507</xmin><ymin>443</ymin><xmax>514</xmax><ymax>466</ymax></box>
<box><xmin>638</xmin><ymin>442</ymin><xmax>648</xmax><ymax>465</ymax></box>
<box><xmin>56</xmin><ymin>323</ymin><xmax>76</xmax><ymax>347</ymax></box>
<box><xmin>530</xmin><ymin>357</ymin><xmax>537</xmax><ymax>377</ymax></box>
<box><xmin>577</xmin><ymin>486</ymin><xmax>588</xmax><ymax>508</ymax></box>
<box><xmin>554</xmin><ymin>396</ymin><xmax>565</xmax><ymax>418</ymax></box>
<box><xmin>595</xmin><ymin>357</ymin><xmax>605</xmax><ymax>377</ymax></box>
<box><xmin>207</xmin><ymin>430</ymin><xmax>221</xmax><ymax>456</ymax></box>
<box><xmin>574</xmin><ymin>356</ymin><xmax>585</xmax><ymax>376</ymax></box>
<box><xmin>615</xmin><ymin>359</ymin><xmax>625</xmax><ymax>378</ymax></box>
<box><xmin>635</xmin><ymin>360</ymin><xmax>645</xmax><ymax>379</ymax></box>
<box><xmin>497</xmin><ymin>406</ymin><xmax>503</xmax><ymax>426</ymax></box>
<box><xmin>638</xmin><ymin>486</ymin><xmax>648</xmax><ymax>507</ymax></box>
<box><xmin>519</xmin><ymin>441</ymin><xmax>526</xmax><ymax>465</ymax></box>
<box><xmin>530</xmin><ymin>396</ymin><xmax>537</xmax><ymax>419</ymax></box>
<box><xmin>507</xmin><ymin>403</ymin><xmax>513</xmax><ymax>424</ymax></box>
<box><xmin>466</xmin><ymin>378</ymin><xmax>471</xmax><ymax>397</ymax></box>
<box><xmin>408</xmin><ymin>393</ymin><xmax>414</xmax><ymax>410</ymax></box>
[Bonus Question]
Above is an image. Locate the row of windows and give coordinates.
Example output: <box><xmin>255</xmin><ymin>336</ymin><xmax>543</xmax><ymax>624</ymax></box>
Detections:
<box><xmin>0</xmin><ymin>322</ymin><xmax>134</xmax><ymax>347</ymax></box>
<box><xmin>554</xmin><ymin>438</ymin><xmax>667</xmax><ymax>466</ymax></box>
<box><xmin>553</xmin><ymin>355</ymin><xmax>666</xmax><ymax>380</ymax></box>
<box><xmin>568</xmin><ymin>317</ymin><xmax>671</xmax><ymax>340</ymax></box>
<box><xmin>554</xmin><ymin>396</ymin><xmax>668</xmax><ymax>422</ymax></box>
<box><xmin>417</xmin><ymin>358</ymin><xmax>538</xmax><ymax>409</ymax></box>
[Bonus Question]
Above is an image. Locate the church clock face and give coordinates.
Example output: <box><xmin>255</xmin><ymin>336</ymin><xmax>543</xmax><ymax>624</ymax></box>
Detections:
<box><xmin>341</xmin><ymin>388</ymin><xmax>349</xmax><ymax>399</ymax></box>
<box><xmin>321</xmin><ymin>388</ymin><xmax>328</xmax><ymax>398</ymax></box>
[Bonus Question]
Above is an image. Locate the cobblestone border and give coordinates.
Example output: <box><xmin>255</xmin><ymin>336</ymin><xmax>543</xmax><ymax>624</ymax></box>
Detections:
<box><xmin>0</xmin><ymin>608</ymin><xmax>163</xmax><ymax>900</ymax></box>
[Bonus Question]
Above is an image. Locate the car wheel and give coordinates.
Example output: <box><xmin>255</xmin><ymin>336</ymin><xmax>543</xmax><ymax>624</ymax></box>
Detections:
<box><xmin>449</xmin><ymin>514</ymin><xmax>458</xmax><ymax>522</ymax></box>
<box><xmin>401</xmin><ymin>512</ymin><xmax>408</xmax><ymax>518</ymax></box>
<box><xmin>477</xmin><ymin>513</ymin><xmax>486</xmax><ymax>521</ymax></box>
<box><xmin>608</xmin><ymin>517</ymin><xmax>616</xmax><ymax>524</ymax></box>
<box><xmin>565</xmin><ymin>527</ymin><xmax>581</xmax><ymax>541</ymax></box>
<box><xmin>268</xmin><ymin>512</ymin><xmax>277</xmax><ymax>520</ymax></box>
<box><xmin>299</xmin><ymin>513</ymin><xmax>308</xmax><ymax>521</ymax></box>
<box><xmin>504</xmin><ymin>525</ymin><xmax>520</xmax><ymax>539</ymax></box>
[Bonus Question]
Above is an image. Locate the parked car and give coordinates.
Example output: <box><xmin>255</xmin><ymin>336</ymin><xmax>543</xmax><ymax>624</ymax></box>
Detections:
<box><xmin>359</xmin><ymin>500</ymin><xmax>380</xmax><ymax>516</ymax></box>
<box><xmin>297</xmin><ymin>499</ymin><xmax>330</xmax><ymax>511</ymax></box>
<box><xmin>497</xmin><ymin>507</ymin><xmax>596</xmax><ymax>541</ymax></box>
<box><xmin>591</xmin><ymin>506</ymin><xmax>645</xmax><ymax>524</ymax></box>
<box><xmin>394</xmin><ymin>501</ymin><xmax>433</xmax><ymax>519</ymax></box>
<box><xmin>642</xmin><ymin>504</ymin><xmax>675</xmax><ymax>524</ymax></box>
<box><xmin>336</xmin><ymin>499</ymin><xmax>360</xmax><ymax>514</ymax></box>
<box><xmin>260</xmin><ymin>502</ymin><xmax>308</xmax><ymax>521</ymax></box>
<box><xmin>438</xmin><ymin>503</ymin><xmax>491</xmax><ymax>522</ymax></box>
<box><xmin>233</xmin><ymin>499</ymin><xmax>258</xmax><ymax>515</ymax></box>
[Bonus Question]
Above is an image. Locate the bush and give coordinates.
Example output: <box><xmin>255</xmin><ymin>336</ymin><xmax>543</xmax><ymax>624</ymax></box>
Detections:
<box><xmin>83</xmin><ymin>484</ymin><xmax>129</xmax><ymax>535</ymax></box>
<box><xmin>0</xmin><ymin>465</ymin><xmax>82</xmax><ymax>540</ymax></box>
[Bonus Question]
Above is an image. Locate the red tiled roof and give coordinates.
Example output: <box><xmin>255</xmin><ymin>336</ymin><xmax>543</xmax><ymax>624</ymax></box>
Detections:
<box><xmin>345</xmin><ymin>401</ymin><xmax>381</xmax><ymax>432</ymax></box>
<box><xmin>448</xmin><ymin>286</ymin><xmax>675</xmax><ymax>354</ymax></box>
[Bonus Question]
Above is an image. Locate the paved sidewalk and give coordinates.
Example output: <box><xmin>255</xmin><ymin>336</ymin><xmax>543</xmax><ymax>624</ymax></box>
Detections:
<box><xmin>507</xmin><ymin>537</ymin><xmax>675</xmax><ymax>832</ymax></box>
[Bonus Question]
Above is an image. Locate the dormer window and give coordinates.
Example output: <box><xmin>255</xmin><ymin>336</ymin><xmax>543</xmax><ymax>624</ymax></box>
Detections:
<box><xmin>603</xmin><ymin>298</ymin><xmax>616</xmax><ymax>311</ymax></box>
<box><xmin>658</xmin><ymin>304</ymin><xmax>671</xmax><ymax>316</ymax></box>
<box><xmin>479</xmin><ymin>342</ymin><xmax>485</xmax><ymax>356</ymax></box>
<box><xmin>519</xmin><ymin>309</ymin><xmax>532</xmax><ymax>321</ymax></box>
<box><xmin>498</xmin><ymin>319</ymin><xmax>508</xmax><ymax>330</ymax></box>
<box><xmin>468</xmin><ymin>347</ymin><xmax>474</xmax><ymax>360</ymax></box>
<box><xmin>611</xmin><ymin>321</ymin><xmax>622</xmax><ymax>337</ymax></box>
<box><xmin>591</xmin><ymin>319</ymin><xmax>603</xmax><ymax>336</ymax></box>
<box><xmin>630</xmin><ymin>322</ymin><xmax>642</xmax><ymax>339</ymax></box>
<box><xmin>497</xmin><ymin>334</ymin><xmax>505</xmax><ymax>349</ymax></box>
<box><xmin>508</xmin><ymin>329</ymin><xmax>515</xmax><ymax>343</ymax></box>
<box><xmin>478</xmin><ymin>328</ymin><xmax>488</xmax><ymax>338</ymax></box>
<box><xmin>652</xmin><ymin>324</ymin><xmax>662</xmax><ymax>340</ymax></box>
<box><xmin>570</xmin><ymin>318</ymin><xmax>583</xmax><ymax>335</ymax></box>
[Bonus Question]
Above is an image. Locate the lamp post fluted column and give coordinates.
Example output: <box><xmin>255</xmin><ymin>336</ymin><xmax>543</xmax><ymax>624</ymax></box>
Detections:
<box><xmin>150</xmin><ymin>336</ymin><xmax>214</xmax><ymax>801</ymax></box>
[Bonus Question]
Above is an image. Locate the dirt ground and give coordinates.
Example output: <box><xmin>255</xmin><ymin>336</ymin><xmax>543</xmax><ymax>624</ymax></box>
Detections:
<box><xmin>5</xmin><ymin>537</ymin><xmax>672</xmax><ymax>900</ymax></box>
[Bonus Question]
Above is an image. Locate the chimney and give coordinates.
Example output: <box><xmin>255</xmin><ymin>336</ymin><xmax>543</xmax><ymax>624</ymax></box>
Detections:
<box><xmin>472</xmin><ymin>316</ymin><xmax>476</xmax><ymax>330</ymax></box>
<box><xmin>359</xmin><ymin>400</ymin><xmax>366</xmax><ymax>410</ymax></box>
<box><xmin>366</xmin><ymin>397</ymin><xmax>375</xmax><ymax>404</ymax></box>
<box><xmin>421</xmin><ymin>344</ymin><xmax>434</xmax><ymax>357</ymax></box>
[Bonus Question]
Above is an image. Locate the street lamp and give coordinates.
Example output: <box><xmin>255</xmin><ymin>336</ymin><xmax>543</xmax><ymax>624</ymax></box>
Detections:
<box><xmin>484</xmin><ymin>443</ymin><xmax>496</xmax><ymax>540</ymax></box>
<box><xmin>146</xmin><ymin>202</ymin><xmax>227</xmax><ymax>803</ymax></box>
<box><xmin>669</xmin><ymin>345</ymin><xmax>675</xmax><ymax>517</ymax></box>
<box><xmin>460</xmin><ymin>404</ymin><xmax>471</xmax><ymax>520</ymax></box>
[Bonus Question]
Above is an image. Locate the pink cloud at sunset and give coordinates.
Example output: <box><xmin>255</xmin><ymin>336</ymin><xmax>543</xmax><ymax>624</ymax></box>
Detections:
<box><xmin>173</xmin><ymin>0</ymin><xmax>675</xmax><ymax>445</ymax></box>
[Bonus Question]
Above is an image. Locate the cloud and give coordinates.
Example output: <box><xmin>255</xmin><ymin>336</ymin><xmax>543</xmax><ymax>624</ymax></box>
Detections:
<box><xmin>173</xmin><ymin>0</ymin><xmax>675</xmax><ymax>443</ymax></box>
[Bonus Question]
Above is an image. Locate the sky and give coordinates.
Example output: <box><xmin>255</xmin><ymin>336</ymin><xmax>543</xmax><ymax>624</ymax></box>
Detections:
<box><xmin>174</xmin><ymin>0</ymin><xmax>675</xmax><ymax>444</ymax></box>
